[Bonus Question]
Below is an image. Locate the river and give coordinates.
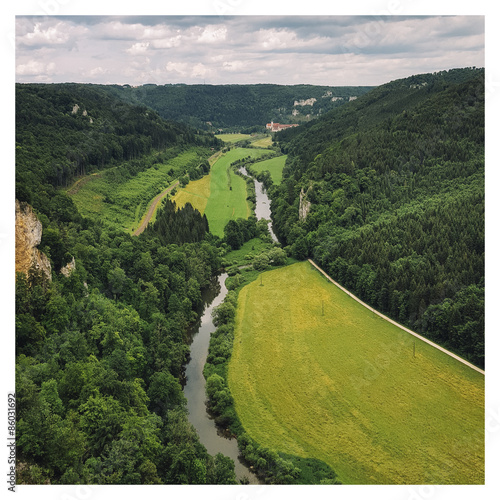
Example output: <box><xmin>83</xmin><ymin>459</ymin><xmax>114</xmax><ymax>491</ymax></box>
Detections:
<box><xmin>183</xmin><ymin>273</ymin><xmax>259</xmax><ymax>484</ymax></box>
<box><xmin>239</xmin><ymin>167</ymin><xmax>279</xmax><ymax>242</ymax></box>
<box><xmin>182</xmin><ymin>165</ymin><xmax>279</xmax><ymax>484</ymax></box>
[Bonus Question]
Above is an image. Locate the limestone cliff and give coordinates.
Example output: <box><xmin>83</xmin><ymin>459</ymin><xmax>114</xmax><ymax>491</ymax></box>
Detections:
<box><xmin>60</xmin><ymin>256</ymin><xmax>76</xmax><ymax>277</ymax></box>
<box><xmin>299</xmin><ymin>187</ymin><xmax>312</xmax><ymax>222</ymax></box>
<box><xmin>15</xmin><ymin>200</ymin><xmax>52</xmax><ymax>280</ymax></box>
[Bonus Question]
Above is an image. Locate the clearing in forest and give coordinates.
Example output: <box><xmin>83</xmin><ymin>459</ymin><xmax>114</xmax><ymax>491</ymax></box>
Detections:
<box><xmin>173</xmin><ymin>147</ymin><xmax>269</xmax><ymax>237</ymax></box>
<box><xmin>67</xmin><ymin>149</ymin><xmax>204</xmax><ymax>233</ymax></box>
<box><xmin>228</xmin><ymin>261</ymin><xmax>484</xmax><ymax>485</ymax></box>
<box><xmin>215</xmin><ymin>133</ymin><xmax>252</xmax><ymax>143</ymax></box>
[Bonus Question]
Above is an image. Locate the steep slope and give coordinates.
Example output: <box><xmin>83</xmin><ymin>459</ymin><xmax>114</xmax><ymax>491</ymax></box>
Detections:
<box><xmin>15</xmin><ymin>200</ymin><xmax>51</xmax><ymax>280</ymax></box>
<box><xmin>271</xmin><ymin>67</ymin><xmax>484</xmax><ymax>367</ymax></box>
<box><xmin>99</xmin><ymin>83</ymin><xmax>373</xmax><ymax>129</ymax></box>
<box><xmin>16</xmin><ymin>83</ymin><xmax>221</xmax><ymax>214</ymax></box>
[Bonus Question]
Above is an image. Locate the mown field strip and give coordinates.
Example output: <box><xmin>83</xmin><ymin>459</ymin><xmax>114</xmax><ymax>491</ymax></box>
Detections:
<box><xmin>173</xmin><ymin>147</ymin><xmax>269</xmax><ymax>237</ymax></box>
<box><xmin>308</xmin><ymin>259</ymin><xmax>485</xmax><ymax>375</ymax></box>
<box><xmin>228</xmin><ymin>261</ymin><xmax>484</xmax><ymax>484</ymax></box>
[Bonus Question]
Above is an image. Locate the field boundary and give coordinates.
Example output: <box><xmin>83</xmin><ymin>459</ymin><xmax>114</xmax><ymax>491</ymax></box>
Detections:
<box><xmin>132</xmin><ymin>181</ymin><xmax>179</xmax><ymax>236</ymax></box>
<box><xmin>308</xmin><ymin>259</ymin><xmax>485</xmax><ymax>375</ymax></box>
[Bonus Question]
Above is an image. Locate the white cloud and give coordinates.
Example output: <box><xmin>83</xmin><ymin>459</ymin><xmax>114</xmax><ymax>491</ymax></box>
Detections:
<box><xmin>191</xmin><ymin>63</ymin><xmax>208</xmax><ymax>78</ymax></box>
<box><xmin>16</xmin><ymin>60</ymin><xmax>55</xmax><ymax>76</ymax></box>
<box><xmin>15</xmin><ymin>16</ymin><xmax>485</xmax><ymax>86</ymax></box>
<box><xmin>166</xmin><ymin>61</ymin><xmax>189</xmax><ymax>77</ymax></box>
<box><xmin>198</xmin><ymin>25</ymin><xmax>227</xmax><ymax>44</ymax></box>
<box><xmin>16</xmin><ymin>21</ymin><xmax>86</xmax><ymax>48</ymax></box>
<box><xmin>222</xmin><ymin>60</ymin><xmax>245</xmax><ymax>72</ymax></box>
<box><xmin>126</xmin><ymin>42</ymin><xmax>150</xmax><ymax>55</ymax></box>
<box><xmin>150</xmin><ymin>36</ymin><xmax>182</xmax><ymax>49</ymax></box>
<box><xmin>89</xmin><ymin>66</ymin><xmax>107</xmax><ymax>77</ymax></box>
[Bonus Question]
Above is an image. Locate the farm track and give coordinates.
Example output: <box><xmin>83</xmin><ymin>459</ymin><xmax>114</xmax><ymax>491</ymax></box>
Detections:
<box><xmin>132</xmin><ymin>181</ymin><xmax>179</xmax><ymax>236</ymax></box>
<box><xmin>308</xmin><ymin>259</ymin><xmax>485</xmax><ymax>375</ymax></box>
<box><xmin>66</xmin><ymin>172</ymin><xmax>104</xmax><ymax>195</ymax></box>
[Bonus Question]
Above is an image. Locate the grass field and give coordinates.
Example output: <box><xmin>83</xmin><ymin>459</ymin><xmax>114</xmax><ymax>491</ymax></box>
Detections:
<box><xmin>68</xmin><ymin>149</ymin><xmax>203</xmax><ymax>233</ymax></box>
<box><xmin>251</xmin><ymin>135</ymin><xmax>273</xmax><ymax>148</ymax></box>
<box><xmin>216</xmin><ymin>133</ymin><xmax>272</xmax><ymax>149</ymax></box>
<box><xmin>228</xmin><ymin>261</ymin><xmax>484</xmax><ymax>485</ymax></box>
<box><xmin>251</xmin><ymin>155</ymin><xmax>287</xmax><ymax>184</ymax></box>
<box><xmin>215</xmin><ymin>133</ymin><xmax>252</xmax><ymax>143</ymax></box>
<box><xmin>173</xmin><ymin>147</ymin><xmax>269</xmax><ymax>237</ymax></box>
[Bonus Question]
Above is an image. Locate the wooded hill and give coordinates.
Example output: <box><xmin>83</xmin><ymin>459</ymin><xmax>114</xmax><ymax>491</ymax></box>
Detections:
<box><xmin>97</xmin><ymin>83</ymin><xmax>373</xmax><ymax>130</ymax></box>
<box><xmin>16</xmin><ymin>83</ymin><xmax>221</xmax><ymax>211</ymax></box>
<box><xmin>271</xmin><ymin>67</ymin><xmax>485</xmax><ymax>367</ymax></box>
<box><xmin>15</xmin><ymin>84</ymin><xmax>237</xmax><ymax>485</ymax></box>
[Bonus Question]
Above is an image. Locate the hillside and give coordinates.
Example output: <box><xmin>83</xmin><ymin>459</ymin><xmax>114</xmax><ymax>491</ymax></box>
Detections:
<box><xmin>98</xmin><ymin>83</ymin><xmax>373</xmax><ymax>130</ymax></box>
<box><xmin>271</xmin><ymin>67</ymin><xmax>485</xmax><ymax>367</ymax></box>
<box><xmin>14</xmin><ymin>84</ymin><xmax>236</xmax><ymax>486</ymax></box>
<box><xmin>16</xmin><ymin>83</ymin><xmax>221</xmax><ymax>215</ymax></box>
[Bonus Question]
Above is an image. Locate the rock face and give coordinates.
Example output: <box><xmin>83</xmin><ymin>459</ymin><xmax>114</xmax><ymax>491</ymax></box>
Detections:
<box><xmin>299</xmin><ymin>187</ymin><xmax>312</xmax><ymax>222</ymax></box>
<box><xmin>15</xmin><ymin>200</ymin><xmax>52</xmax><ymax>280</ymax></box>
<box><xmin>60</xmin><ymin>256</ymin><xmax>76</xmax><ymax>277</ymax></box>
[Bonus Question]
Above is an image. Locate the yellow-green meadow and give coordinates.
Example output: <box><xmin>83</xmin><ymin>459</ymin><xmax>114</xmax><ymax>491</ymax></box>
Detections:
<box><xmin>173</xmin><ymin>147</ymin><xmax>269</xmax><ymax>236</ymax></box>
<box><xmin>228</xmin><ymin>261</ymin><xmax>484</xmax><ymax>484</ymax></box>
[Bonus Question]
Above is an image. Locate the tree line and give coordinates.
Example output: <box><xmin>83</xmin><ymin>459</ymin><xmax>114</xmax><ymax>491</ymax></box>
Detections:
<box><xmin>100</xmin><ymin>83</ymin><xmax>373</xmax><ymax>129</ymax></box>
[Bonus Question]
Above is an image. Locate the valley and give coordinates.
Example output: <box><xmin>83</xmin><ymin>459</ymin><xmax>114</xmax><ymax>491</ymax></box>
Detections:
<box><xmin>14</xmin><ymin>67</ymin><xmax>485</xmax><ymax>486</ymax></box>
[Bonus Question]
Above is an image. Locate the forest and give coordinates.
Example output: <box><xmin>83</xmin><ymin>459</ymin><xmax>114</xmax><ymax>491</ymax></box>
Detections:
<box><xmin>15</xmin><ymin>83</ymin><xmax>221</xmax><ymax>210</ymax></box>
<box><xmin>98</xmin><ymin>83</ymin><xmax>373</xmax><ymax>129</ymax></box>
<box><xmin>271</xmin><ymin>67</ymin><xmax>485</xmax><ymax>367</ymax></box>
<box><xmin>15</xmin><ymin>84</ymin><xmax>235</xmax><ymax>484</ymax></box>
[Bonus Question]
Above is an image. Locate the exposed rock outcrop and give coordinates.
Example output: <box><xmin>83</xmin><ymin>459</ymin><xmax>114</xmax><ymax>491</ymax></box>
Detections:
<box><xmin>299</xmin><ymin>187</ymin><xmax>312</xmax><ymax>222</ymax></box>
<box><xmin>60</xmin><ymin>256</ymin><xmax>76</xmax><ymax>277</ymax></box>
<box><xmin>15</xmin><ymin>200</ymin><xmax>52</xmax><ymax>281</ymax></box>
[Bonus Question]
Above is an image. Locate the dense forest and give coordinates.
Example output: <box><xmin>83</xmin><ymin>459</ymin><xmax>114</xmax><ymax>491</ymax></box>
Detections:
<box><xmin>98</xmin><ymin>83</ymin><xmax>373</xmax><ymax>130</ymax></box>
<box><xmin>15</xmin><ymin>85</ymin><xmax>236</xmax><ymax>484</ymax></box>
<box><xmin>16</xmin><ymin>83</ymin><xmax>221</xmax><ymax>209</ymax></box>
<box><xmin>143</xmin><ymin>200</ymin><xmax>209</xmax><ymax>246</ymax></box>
<box><xmin>271</xmin><ymin>67</ymin><xmax>485</xmax><ymax>367</ymax></box>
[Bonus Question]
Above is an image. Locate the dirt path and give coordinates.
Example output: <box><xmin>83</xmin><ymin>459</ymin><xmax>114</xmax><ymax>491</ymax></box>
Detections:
<box><xmin>66</xmin><ymin>172</ymin><xmax>103</xmax><ymax>195</ymax></box>
<box><xmin>308</xmin><ymin>259</ymin><xmax>485</xmax><ymax>375</ymax></box>
<box><xmin>132</xmin><ymin>181</ymin><xmax>179</xmax><ymax>236</ymax></box>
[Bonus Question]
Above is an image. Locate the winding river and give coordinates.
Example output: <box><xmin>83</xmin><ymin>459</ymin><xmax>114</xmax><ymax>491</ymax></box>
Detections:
<box><xmin>240</xmin><ymin>166</ymin><xmax>279</xmax><ymax>242</ymax></box>
<box><xmin>183</xmin><ymin>274</ymin><xmax>259</xmax><ymax>484</ymax></box>
<box><xmin>183</xmin><ymin>166</ymin><xmax>278</xmax><ymax>484</ymax></box>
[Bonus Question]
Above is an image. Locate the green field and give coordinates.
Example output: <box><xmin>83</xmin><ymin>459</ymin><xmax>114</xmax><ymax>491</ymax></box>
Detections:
<box><xmin>173</xmin><ymin>147</ymin><xmax>269</xmax><ymax>237</ymax></box>
<box><xmin>215</xmin><ymin>133</ymin><xmax>252</xmax><ymax>143</ymax></box>
<box><xmin>228</xmin><ymin>261</ymin><xmax>484</xmax><ymax>485</ymax></box>
<box><xmin>251</xmin><ymin>155</ymin><xmax>287</xmax><ymax>184</ymax></box>
<box><xmin>67</xmin><ymin>149</ymin><xmax>204</xmax><ymax>233</ymax></box>
<box><xmin>216</xmin><ymin>133</ymin><xmax>272</xmax><ymax>148</ymax></box>
<box><xmin>250</xmin><ymin>135</ymin><xmax>273</xmax><ymax>148</ymax></box>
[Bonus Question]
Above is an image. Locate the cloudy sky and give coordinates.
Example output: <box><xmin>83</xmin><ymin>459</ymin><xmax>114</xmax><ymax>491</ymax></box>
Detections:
<box><xmin>15</xmin><ymin>15</ymin><xmax>484</xmax><ymax>86</ymax></box>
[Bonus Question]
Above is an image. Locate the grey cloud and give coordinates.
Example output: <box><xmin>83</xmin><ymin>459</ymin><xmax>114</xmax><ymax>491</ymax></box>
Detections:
<box><xmin>15</xmin><ymin>15</ymin><xmax>484</xmax><ymax>86</ymax></box>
